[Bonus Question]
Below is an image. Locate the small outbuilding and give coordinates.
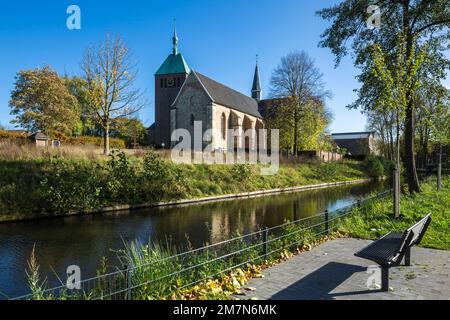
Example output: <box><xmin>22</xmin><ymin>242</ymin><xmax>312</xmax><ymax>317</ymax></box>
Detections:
<box><xmin>28</xmin><ymin>132</ymin><xmax>51</xmax><ymax>147</ymax></box>
<box><xmin>331</xmin><ymin>131</ymin><xmax>379</xmax><ymax>159</ymax></box>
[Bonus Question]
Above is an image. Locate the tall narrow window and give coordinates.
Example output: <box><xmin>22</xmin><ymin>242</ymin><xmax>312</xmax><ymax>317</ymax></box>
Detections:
<box><xmin>160</xmin><ymin>78</ymin><xmax>163</xmax><ymax>88</ymax></box>
<box><xmin>191</xmin><ymin>114</ymin><xmax>195</xmax><ymax>126</ymax></box>
<box><xmin>221</xmin><ymin>113</ymin><xmax>227</xmax><ymax>140</ymax></box>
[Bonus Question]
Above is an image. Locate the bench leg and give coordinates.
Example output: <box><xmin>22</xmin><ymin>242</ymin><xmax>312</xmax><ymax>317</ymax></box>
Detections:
<box><xmin>404</xmin><ymin>247</ymin><xmax>411</xmax><ymax>266</ymax></box>
<box><xmin>381</xmin><ymin>267</ymin><xmax>389</xmax><ymax>292</ymax></box>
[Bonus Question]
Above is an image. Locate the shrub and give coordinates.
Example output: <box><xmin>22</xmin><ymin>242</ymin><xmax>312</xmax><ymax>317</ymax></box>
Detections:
<box><xmin>62</xmin><ymin>136</ymin><xmax>126</xmax><ymax>149</ymax></box>
<box><xmin>231</xmin><ymin>164</ymin><xmax>253</xmax><ymax>182</ymax></box>
<box><xmin>142</xmin><ymin>152</ymin><xmax>188</xmax><ymax>202</ymax></box>
<box><xmin>104</xmin><ymin>151</ymin><xmax>140</xmax><ymax>204</ymax></box>
<box><xmin>141</xmin><ymin>151</ymin><xmax>170</xmax><ymax>201</ymax></box>
<box><xmin>380</xmin><ymin>157</ymin><xmax>395</xmax><ymax>177</ymax></box>
<box><xmin>39</xmin><ymin>157</ymin><xmax>104</xmax><ymax>214</ymax></box>
<box><xmin>0</xmin><ymin>130</ymin><xmax>29</xmax><ymax>144</ymax></box>
<box><xmin>364</xmin><ymin>156</ymin><xmax>386</xmax><ymax>178</ymax></box>
<box><xmin>315</xmin><ymin>162</ymin><xmax>339</xmax><ymax>179</ymax></box>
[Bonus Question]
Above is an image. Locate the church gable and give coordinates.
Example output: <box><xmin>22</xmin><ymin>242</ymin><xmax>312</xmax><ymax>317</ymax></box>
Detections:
<box><xmin>172</xmin><ymin>71</ymin><xmax>213</xmax><ymax>108</ymax></box>
<box><xmin>171</xmin><ymin>72</ymin><xmax>214</xmax><ymax>134</ymax></box>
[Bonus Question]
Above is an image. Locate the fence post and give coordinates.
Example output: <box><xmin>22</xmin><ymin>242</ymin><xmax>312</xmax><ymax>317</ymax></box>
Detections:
<box><xmin>324</xmin><ymin>210</ymin><xmax>329</xmax><ymax>235</ymax></box>
<box><xmin>263</xmin><ymin>227</ymin><xmax>269</xmax><ymax>260</ymax></box>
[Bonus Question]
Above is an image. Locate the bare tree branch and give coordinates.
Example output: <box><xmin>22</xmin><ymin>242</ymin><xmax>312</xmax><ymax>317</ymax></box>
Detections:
<box><xmin>81</xmin><ymin>34</ymin><xmax>148</xmax><ymax>155</ymax></box>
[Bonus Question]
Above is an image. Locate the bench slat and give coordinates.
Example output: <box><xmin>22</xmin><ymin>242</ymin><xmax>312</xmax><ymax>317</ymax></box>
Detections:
<box><xmin>354</xmin><ymin>213</ymin><xmax>431</xmax><ymax>267</ymax></box>
<box><xmin>355</xmin><ymin>232</ymin><xmax>406</xmax><ymax>266</ymax></box>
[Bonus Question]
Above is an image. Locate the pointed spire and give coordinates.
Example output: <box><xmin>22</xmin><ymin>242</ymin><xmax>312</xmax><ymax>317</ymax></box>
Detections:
<box><xmin>172</xmin><ymin>19</ymin><xmax>179</xmax><ymax>55</ymax></box>
<box><xmin>252</xmin><ymin>55</ymin><xmax>262</xmax><ymax>101</ymax></box>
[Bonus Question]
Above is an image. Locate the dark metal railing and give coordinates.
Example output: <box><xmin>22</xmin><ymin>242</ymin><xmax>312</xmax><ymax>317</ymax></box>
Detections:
<box><xmin>12</xmin><ymin>190</ymin><xmax>392</xmax><ymax>300</ymax></box>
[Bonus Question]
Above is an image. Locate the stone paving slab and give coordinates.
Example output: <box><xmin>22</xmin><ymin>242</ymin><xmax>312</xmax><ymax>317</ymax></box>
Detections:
<box><xmin>238</xmin><ymin>238</ymin><xmax>450</xmax><ymax>300</ymax></box>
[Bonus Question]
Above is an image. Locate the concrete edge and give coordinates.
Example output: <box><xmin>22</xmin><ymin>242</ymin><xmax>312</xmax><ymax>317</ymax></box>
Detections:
<box><xmin>76</xmin><ymin>178</ymin><xmax>372</xmax><ymax>213</ymax></box>
<box><xmin>0</xmin><ymin>178</ymin><xmax>372</xmax><ymax>224</ymax></box>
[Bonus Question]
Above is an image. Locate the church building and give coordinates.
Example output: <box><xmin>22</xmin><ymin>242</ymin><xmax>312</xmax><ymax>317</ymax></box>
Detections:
<box><xmin>149</xmin><ymin>28</ymin><xmax>265</xmax><ymax>151</ymax></box>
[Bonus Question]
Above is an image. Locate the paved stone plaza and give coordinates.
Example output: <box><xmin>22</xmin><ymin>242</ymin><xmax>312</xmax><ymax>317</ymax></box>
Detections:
<box><xmin>240</xmin><ymin>238</ymin><xmax>450</xmax><ymax>300</ymax></box>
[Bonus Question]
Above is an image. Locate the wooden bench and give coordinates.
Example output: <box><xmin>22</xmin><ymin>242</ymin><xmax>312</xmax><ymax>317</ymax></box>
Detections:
<box><xmin>354</xmin><ymin>213</ymin><xmax>432</xmax><ymax>291</ymax></box>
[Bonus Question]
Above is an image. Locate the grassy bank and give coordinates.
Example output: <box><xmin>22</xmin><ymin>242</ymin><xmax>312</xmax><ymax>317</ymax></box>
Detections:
<box><xmin>338</xmin><ymin>178</ymin><xmax>450</xmax><ymax>250</ymax></box>
<box><xmin>0</xmin><ymin>150</ymin><xmax>374</xmax><ymax>222</ymax></box>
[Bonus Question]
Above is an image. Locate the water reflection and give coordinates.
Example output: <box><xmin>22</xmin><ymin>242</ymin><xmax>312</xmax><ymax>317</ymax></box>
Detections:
<box><xmin>0</xmin><ymin>180</ymin><xmax>387</xmax><ymax>298</ymax></box>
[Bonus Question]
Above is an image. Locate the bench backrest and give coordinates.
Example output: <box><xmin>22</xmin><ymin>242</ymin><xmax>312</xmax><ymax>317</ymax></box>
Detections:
<box><xmin>395</xmin><ymin>230</ymin><xmax>415</xmax><ymax>259</ymax></box>
<box><xmin>407</xmin><ymin>213</ymin><xmax>432</xmax><ymax>246</ymax></box>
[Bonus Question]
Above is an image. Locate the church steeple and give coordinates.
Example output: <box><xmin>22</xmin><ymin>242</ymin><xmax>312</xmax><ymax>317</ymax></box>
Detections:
<box><xmin>252</xmin><ymin>56</ymin><xmax>262</xmax><ymax>101</ymax></box>
<box><xmin>155</xmin><ymin>22</ymin><xmax>190</xmax><ymax>76</ymax></box>
<box><xmin>172</xmin><ymin>21</ymin><xmax>179</xmax><ymax>55</ymax></box>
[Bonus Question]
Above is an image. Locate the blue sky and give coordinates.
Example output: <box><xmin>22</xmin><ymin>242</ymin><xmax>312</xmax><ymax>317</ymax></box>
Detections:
<box><xmin>0</xmin><ymin>1</ymin><xmax>448</xmax><ymax>132</ymax></box>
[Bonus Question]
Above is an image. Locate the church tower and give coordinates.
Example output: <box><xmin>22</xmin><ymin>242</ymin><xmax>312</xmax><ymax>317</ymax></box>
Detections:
<box><xmin>251</xmin><ymin>58</ymin><xmax>262</xmax><ymax>101</ymax></box>
<box><xmin>154</xmin><ymin>24</ymin><xmax>190</xmax><ymax>147</ymax></box>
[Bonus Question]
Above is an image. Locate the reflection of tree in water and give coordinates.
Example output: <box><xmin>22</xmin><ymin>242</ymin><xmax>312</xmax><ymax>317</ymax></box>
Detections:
<box><xmin>0</xmin><ymin>180</ymin><xmax>388</xmax><ymax>298</ymax></box>
<box><xmin>146</xmin><ymin>180</ymin><xmax>388</xmax><ymax>248</ymax></box>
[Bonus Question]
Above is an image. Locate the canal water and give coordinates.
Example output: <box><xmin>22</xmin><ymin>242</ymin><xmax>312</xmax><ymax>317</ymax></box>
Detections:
<box><xmin>0</xmin><ymin>180</ymin><xmax>388</xmax><ymax>298</ymax></box>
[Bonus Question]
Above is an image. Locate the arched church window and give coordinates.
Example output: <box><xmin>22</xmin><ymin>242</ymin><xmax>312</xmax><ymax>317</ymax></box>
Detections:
<box><xmin>221</xmin><ymin>113</ymin><xmax>227</xmax><ymax>140</ymax></box>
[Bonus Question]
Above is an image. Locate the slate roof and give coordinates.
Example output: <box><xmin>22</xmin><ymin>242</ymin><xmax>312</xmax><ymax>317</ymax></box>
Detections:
<box><xmin>331</xmin><ymin>132</ymin><xmax>375</xmax><ymax>140</ymax></box>
<box><xmin>155</xmin><ymin>53</ymin><xmax>190</xmax><ymax>76</ymax></box>
<box><xmin>28</xmin><ymin>132</ymin><xmax>50</xmax><ymax>140</ymax></box>
<box><xmin>252</xmin><ymin>64</ymin><xmax>261</xmax><ymax>92</ymax></box>
<box><xmin>194</xmin><ymin>71</ymin><xmax>262</xmax><ymax>119</ymax></box>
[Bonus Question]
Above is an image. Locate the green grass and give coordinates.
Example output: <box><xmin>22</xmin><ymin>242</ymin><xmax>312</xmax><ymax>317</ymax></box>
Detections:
<box><xmin>338</xmin><ymin>177</ymin><xmax>450</xmax><ymax>250</ymax></box>
<box><xmin>0</xmin><ymin>151</ymin><xmax>371</xmax><ymax>222</ymax></box>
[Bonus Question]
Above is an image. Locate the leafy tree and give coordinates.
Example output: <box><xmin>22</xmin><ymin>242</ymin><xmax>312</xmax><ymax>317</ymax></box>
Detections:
<box><xmin>65</xmin><ymin>76</ymin><xmax>96</xmax><ymax>136</ymax></box>
<box><xmin>269</xmin><ymin>51</ymin><xmax>331</xmax><ymax>155</ymax></box>
<box><xmin>9</xmin><ymin>67</ymin><xmax>79</xmax><ymax>137</ymax></box>
<box><xmin>427</xmin><ymin>86</ymin><xmax>450</xmax><ymax>191</ymax></box>
<box><xmin>111</xmin><ymin>117</ymin><xmax>148</xmax><ymax>147</ymax></box>
<box><xmin>370</xmin><ymin>36</ymin><xmax>427</xmax><ymax>216</ymax></box>
<box><xmin>366</xmin><ymin>107</ymin><xmax>396</xmax><ymax>160</ymax></box>
<box><xmin>297</xmin><ymin>98</ymin><xmax>333</xmax><ymax>151</ymax></box>
<box><xmin>371</xmin><ymin>37</ymin><xmax>427</xmax><ymax>171</ymax></box>
<box><xmin>81</xmin><ymin>34</ymin><xmax>146</xmax><ymax>155</ymax></box>
<box><xmin>318</xmin><ymin>0</ymin><xmax>450</xmax><ymax>193</ymax></box>
<box><xmin>262</xmin><ymin>97</ymin><xmax>333</xmax><ymax>153</ymax></box>
<box><xmin>414</xmin><ymin>76</ymin><xmax>445</xmax><ymax>168</ymax></box>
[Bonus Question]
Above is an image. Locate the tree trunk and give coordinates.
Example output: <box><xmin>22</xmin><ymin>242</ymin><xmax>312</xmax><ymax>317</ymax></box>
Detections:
<box><xmin>401</xmin><ymin>2</ymin><xmax>421</xmax><ymax>194</ymax></box>
<box><xmin>404</xmin><ymin>102</ymin><xmax>421</xmax><ymax>193</ymax></box>
<box><xmin>394</xmin><ymin>120</ymin><xmax>401</xmax><ymax>219</ymax></box>
<box><xmin>293</xmin><ymin>108</ymin><xmax>298</xmax><ymax>156</ymax></box>
<box><xmin>393</xmin><ymin>165</ymin><xmax>401</xmax><ymax>218</ymax></box>
<box><xmin>389</xmin><ymin>130</ymin><xmax>395</xmax><ymax>161</ymax></box>
<box><xmin>103</xmin><ymin>122</ymin><xmax>110</xmax><ymax>156</ymax></box>
<box><xmin>437</xmin><ymin>144</ymin><xmax>442</xmax><ymax>192</ymax></box>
